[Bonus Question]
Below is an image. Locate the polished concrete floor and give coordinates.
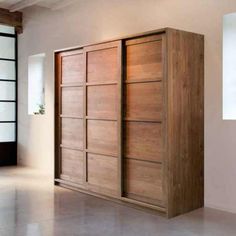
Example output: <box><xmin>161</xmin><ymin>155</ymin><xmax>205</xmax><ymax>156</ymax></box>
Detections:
<box><xmin>0</xmin><ymin>167</ymin><xmax>235</xmax><ymax>236</ymax></box>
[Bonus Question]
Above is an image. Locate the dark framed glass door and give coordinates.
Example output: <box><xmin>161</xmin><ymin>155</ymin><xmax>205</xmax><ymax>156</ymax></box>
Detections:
<box><xmin>0</xmin><ymin>25</ymin><xmax>17</xmax><ymax>166</ymax></box>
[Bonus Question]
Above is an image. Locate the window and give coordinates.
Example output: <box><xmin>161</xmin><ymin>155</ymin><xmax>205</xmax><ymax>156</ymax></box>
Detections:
<box><xmin>223</xmin><ymin>13</ymin><xmax>236</xmax><ymax>120</ymax></box>
<box><xmin>0</xmin><ymin>25</ymin><xmax>16</xmax><ymax>142</ymax></box>
<box><xmin>28</xmin><ymin>53</ymin><xmax>45</xmax><ymax>115</ymax></box>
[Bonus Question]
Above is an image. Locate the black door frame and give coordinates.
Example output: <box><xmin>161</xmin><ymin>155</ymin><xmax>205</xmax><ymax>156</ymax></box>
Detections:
<box><xmin>0</xmin><ymin>29</ymin><xmax>17</xmax><ymax>166</ymax></box>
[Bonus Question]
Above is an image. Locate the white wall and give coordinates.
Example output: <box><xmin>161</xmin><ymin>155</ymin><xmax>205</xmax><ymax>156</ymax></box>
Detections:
<box><xmin>18</xmin><ymin>0</ymin><xmax>236</xmax><ymax>213</ymax></box>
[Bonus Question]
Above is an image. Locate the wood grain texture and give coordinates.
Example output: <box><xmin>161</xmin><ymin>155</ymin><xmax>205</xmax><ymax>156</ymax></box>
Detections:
<box><xmin>87</xmin><ymin>153</ymin><xmax>118</xmax><ymax>195</ymax></box>
<box><xmin>62</xmin><ymin>87</ymin><xmax>83</xmax><ymax>117</ymax></box>
<box><xmin>123</xmin><ymin>35</ymin><xmax>165</xmax><ymax>209</ymax></box>
<box><xmin>125</xmin><ymin>121</ymin><xmax>163</xmax><ymax>163</ymax></box>
<box><xmin>56</xmin><ymin>50</ymin><xmax>86</xmax><ymax>190</ymax></box>
<box><xmin>87</xmin><ymin>47</ymin><xmax>118</xmax><ymax>83</ymax></box>
<box><xmin>83</xmin><ymin>51</ymin><xmax>87</xmax><ymax>186</ymax></box>
<box><xmin>166</xmin><ymin>29</ymin><xmax>204</xmax><ymax>218</ymax></box>
<box><xmin>87</xmin><ymin>85</ymin><xmax>117</xmax><ymax>119</ymax></box>
<box><xmin>124</xmin><ymin>159</ymin><xmax>164</xmax><ymax>206</ymax></box>
<box><xmin>60</xmin><ymin>148</ymin><xmax>84</xmax><ymax>184</ymax></box>
<box><xmin>55</xmin><ymin>53</ymin><xmax>62</xmax><ymax>179</ymax></box>
<box><xmin>125</xmin><ymin>34</ymin><xmax>163</xmax><ymax>46</ymax></box>
<box><xmin>126</xmin><ymin>36</ymin><xmax>163</xmax><ymax>81</ymax></box>
<box><xmin>55</xmin><ymin>29</ymin><xmax>204</xmax><ymax>218</ymax></box>
<box><xmin>125</xmin><ymin>82</ymin><xmax>163</xmax><ymax>121</ymax></box>
<box><xmin>61</xmin><ymin>118</ymin><xmax>83</xmax><ymax>149</ymax></box>
<box><xmin>85</xmin><ymin>41</ymin><xmax>122</xmax><ymax>197</ymax></box>
<box><xmin>0</xmin><ymin>8</ymin><xmax>22</xmax><ymax>33</ymax></box>
<box><xmin>62</xmin><ymin>52</ymin><xmax>84</xmax><ymax>84</ymax></box>
<box><xmin>87</xmin><ymin>120</ymin><xmax>117</xmax><ymax>156</ymax></box>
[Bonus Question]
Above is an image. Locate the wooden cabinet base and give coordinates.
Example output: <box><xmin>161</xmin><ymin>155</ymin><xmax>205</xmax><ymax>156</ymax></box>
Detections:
<box><xmin>55</xmin><ymin>179</ymin><xmax>166</xmax><ymax>216</ymax></box>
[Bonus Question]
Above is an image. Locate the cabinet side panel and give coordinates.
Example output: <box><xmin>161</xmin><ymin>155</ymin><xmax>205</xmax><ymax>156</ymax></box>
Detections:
<box><xmin>166</xmin><ymin>29</ymin><xmax>204</xmax><ymax>217</ymax></box>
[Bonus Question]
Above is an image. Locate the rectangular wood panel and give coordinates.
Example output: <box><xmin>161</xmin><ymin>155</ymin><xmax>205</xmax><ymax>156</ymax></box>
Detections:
<box><xmin>60</xmin><ymin>148</ymin><xmax>84</xmax><ymax>184</ymax></box>
<box><xmin>62</xmin><ymin>87</ymin><xmax>83</xmax><ymax>117</ymax></box>
<box><xmin>125</xmin><ymin>121</ymin><xmax>163</xmax><ymax>163</ymax></box>
<box><xmin>126</xmin><ymin>38</ymin><xmax>163</xmax><ymax>81</ymax></box>
<box><xmin>125</xmin><ymin>82</ymin><xmax>163</xmax><ymax>121</ymax></box>
<box><xmin>87</xmin><ymin>120</ymin><xmax>117</xmax><ymax>156</ymax></box>
<box><xmin>61</xmin><ymin>118</ymin><xmax>83</xmax><ymax>149</ymax></box>
<box><xmin>62</xmin><ymin>52</ymin><xmax>84</xmax><ymax>84</ymax></box>
<box><xmin>87</xmin><ymin>85</ymin><xmax>117</xmax><ymax>119</ymax></box>
<box><xmin>87</xmin><ymin>47</ymin><xmax>118</xmax><ymax>83</ymax></box>
<box><xmin>87</xmin><ymin>153</ymin><xmax>118</xmax><ymax>195</ymax></box>
<box><xmin>124</xmin><ymin>159</ymin><xmax>164</xmax><ymax>206</ymax></box>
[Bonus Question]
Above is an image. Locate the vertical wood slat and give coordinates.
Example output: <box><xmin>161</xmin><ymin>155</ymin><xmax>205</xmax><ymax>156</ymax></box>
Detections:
<box><xmin>54</xmin><ymin>53</ymin><xmax>62</xmax><ymax>179</ymax></box>
<box><xmin>161</xmin><ymin>33</ymin><xmax>168</xmax><ymax>211</ymax></box>
<box><xmin>83</xmin><ymin>51</ymin><xmax>87</xmax><ymax>184</ymax></box>
<box><xmin>117</xmin><ymin>41</ymin><xmax>123</xmax><ymax>197</ymax></box>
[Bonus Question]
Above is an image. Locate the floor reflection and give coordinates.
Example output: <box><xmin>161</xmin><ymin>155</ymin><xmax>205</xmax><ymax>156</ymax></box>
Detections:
<box><xmin>0</xmin><ymin>167</ymin><xmax>235</xmax><ymax>236</ymax></box>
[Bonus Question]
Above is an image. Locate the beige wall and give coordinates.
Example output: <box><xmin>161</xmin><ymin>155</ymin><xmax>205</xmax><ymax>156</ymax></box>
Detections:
<box><xmin>18</xmin><ymin>0</ymin><xmax>236</xmax><ymax>213</ymax></box>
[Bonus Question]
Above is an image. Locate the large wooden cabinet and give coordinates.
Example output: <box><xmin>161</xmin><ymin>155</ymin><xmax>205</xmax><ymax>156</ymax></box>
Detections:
<box><xmin>55</xmin><ymin>28</ymin><xmax>204</xmax><ymax>218</ymax></box>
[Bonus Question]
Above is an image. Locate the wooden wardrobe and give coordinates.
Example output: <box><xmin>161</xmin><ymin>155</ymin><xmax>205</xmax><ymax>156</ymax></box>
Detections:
<box><xmin>55</xmin><ymin>28</ymin><xmax>204</xmax><ymax>218</ymax></box>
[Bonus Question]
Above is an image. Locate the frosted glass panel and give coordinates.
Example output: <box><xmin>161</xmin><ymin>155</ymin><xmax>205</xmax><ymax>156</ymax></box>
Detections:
<box><xmin>0</xmin><ymin>103</ymin><xmax>15</xmax><ymax>121</ymax></box>
<box><xmin>0</xmin><ymin>25</ymin><xmax>15</xmax><ymax>34</ymax></box>
<box><xmin>0</xmin><ymin>123</ymin><xmax>15</xmax><ymax>142</ymax></box>
<box><xmin>0</xmin><ymin>61</ymin><xmax>15</xmax><ymax>80</ymax></box>
<box><xmin>0</xmin><ymin>81</ymin><xmax>15</xmax><ymax>100</ymax></box>
<box><xmin>0</xmin><ymin>37</ymin><xmax>15</xmax><ymax>59</ymax></box>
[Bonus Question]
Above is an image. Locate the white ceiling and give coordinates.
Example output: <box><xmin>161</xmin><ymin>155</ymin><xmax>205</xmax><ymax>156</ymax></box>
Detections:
<box><xmin>0</xmin><ymin>0</ymin><xmax>78</xmax><ymax>11</ymax></box>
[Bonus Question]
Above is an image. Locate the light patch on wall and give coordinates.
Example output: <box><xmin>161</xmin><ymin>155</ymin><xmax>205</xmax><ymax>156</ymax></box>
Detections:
<box><xmin>28</xmin><ymin>53</ymin><xmax>45</xmax><ymax>115</ymax></box>
<box><xmin>223</xmin><ymin>13</ymin><xmax>236</xmax><ymax>120</ymax></box>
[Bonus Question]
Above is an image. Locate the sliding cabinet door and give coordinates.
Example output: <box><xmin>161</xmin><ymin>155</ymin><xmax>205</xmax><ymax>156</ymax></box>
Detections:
<box><xmin>55</xmin><ymin>50</ymin><xmax>85</xmax><ymax>186</ymax></box>
<box><xmin>84</xmin><ymin>41</ymin><xmax>122</xmax><ymax>197</ymax></box>
<box><xmin>123</xmin><ymin>34</ymin><xmax>166</xmax><ymax>207</ymax></box>
<box><xmin>0</xmin><ymin>26</ymin><xmax>17</xmax><ymax>166</ymax></box>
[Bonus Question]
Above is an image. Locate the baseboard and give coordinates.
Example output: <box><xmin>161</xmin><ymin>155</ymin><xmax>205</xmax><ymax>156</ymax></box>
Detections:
<box><xmin>205</xmin><ymin>202</ymin><xmax>236</xmax><ymax>214</ymax></box>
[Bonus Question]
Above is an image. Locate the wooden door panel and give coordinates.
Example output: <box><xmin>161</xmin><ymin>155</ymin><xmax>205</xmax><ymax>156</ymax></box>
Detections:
<box><xmin>87</xmin><ymin>153</ymin><xmax>118</xmax><ymax>195</ymax></box>
<box><xmin>87</xmin><ymin>47</ymin><xmax>118</xmax><ymax>83</ymax></box>
<box><xmin>125</xmin><ymin>82</ymin><xmax>163</xmax><ymax>121</ymax></box>
<box><xmin>61</xmin><ymin>118</ymin><xmax>83</xmax><ymax>149</ymax></box>
<box><xmin>60</xmin><ymin>148</ymin><xmax>84</xmax><ymax>184</ymax></box>
<box><xmin>62</xmin><ymin>87</ymin><xmax>83</xmax><ymax>117</ymax></box>
<box><xmin>124</xmin><ymin>159</ymin><xmax>164</xmax><ymax>206</ymax></box>
<box><xmin>87</xmin><ymin>120</ymin><xmax>117</xmax><ymax>156</ymax></box>
<box><xmin>87</xmin><ymin>85</ymin><xmax>117</xmax><ymax>119</ymax></box>
<box><xmin>62</xmin><ymin>53</ymin><xmax>84</xmax><ymax>84</ymax></box>
<box><xmin>126</xmin><ymin>39</ymin><xmax>163</xmax><ymax>81</ymax></box>
<box><xmin>124</xmin><ymin>35</ymin><xmax>165</xmax><ymax>207</ymax></box>
<box><xmin>85</xmin><ymin>41</ymin><xmax>121</xmax><ymax>198</ymax></box>
<box><xmin>125</xmin><ymin>121</ymin><xmax>163</xmax><ymax>163</ymax></box>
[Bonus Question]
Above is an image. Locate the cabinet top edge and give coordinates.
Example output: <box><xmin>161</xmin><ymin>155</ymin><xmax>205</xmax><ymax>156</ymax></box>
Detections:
<box><xmin>54</xmin><ymin>27</ymin><xmax>204</xmax><ymax>54</ymax></box>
